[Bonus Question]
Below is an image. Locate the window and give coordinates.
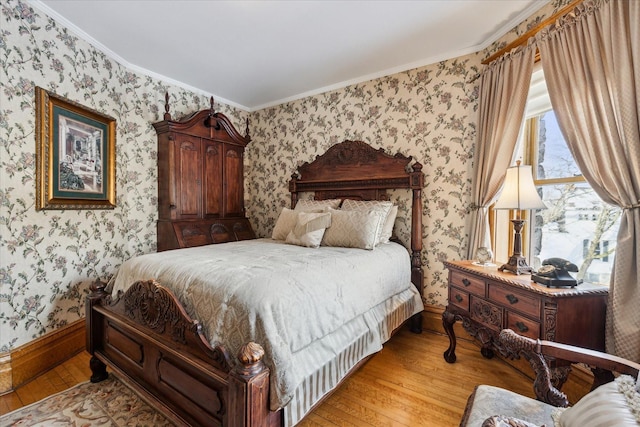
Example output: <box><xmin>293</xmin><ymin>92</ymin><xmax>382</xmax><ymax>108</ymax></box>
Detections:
<box><xmin>492</xmin><ymin>67</ymin><xmax>621</xmax><ymax>286</ymax></box>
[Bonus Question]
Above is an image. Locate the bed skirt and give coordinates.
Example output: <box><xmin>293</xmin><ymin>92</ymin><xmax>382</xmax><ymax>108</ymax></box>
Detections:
<box><xmin>283</xmin><ymin>287</ymin><xmax>422</xmax><ymax>426</ymax></box>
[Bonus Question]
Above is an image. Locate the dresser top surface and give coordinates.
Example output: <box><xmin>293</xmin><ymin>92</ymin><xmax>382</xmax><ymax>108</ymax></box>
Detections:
<box><xmin>444</xmin><ymin>260</ymin><xmax>609</xmax><ymax>297</ymax></box>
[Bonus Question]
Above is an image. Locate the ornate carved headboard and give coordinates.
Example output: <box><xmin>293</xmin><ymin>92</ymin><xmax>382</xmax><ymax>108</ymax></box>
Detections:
<box><xmin>288</xmin><ymin>140</ymin><xmax>424</xmax><ymax>306</ymax></box>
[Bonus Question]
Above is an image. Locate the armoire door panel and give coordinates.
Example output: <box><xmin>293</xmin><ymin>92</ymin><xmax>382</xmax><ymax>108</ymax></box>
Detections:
<box><xmin>203</xmin><ymin>141</ymin><xmax>223</xmax><ymax>217</ymax></box>
<box><xmin>177</xmin><ymin>138</ymin><xmax>201</xmax><ymax>218</ymax></box>
<box><xmin>224</xmin><ymin>146</ymin><xmax>243</xmax><ymax>216</ymax></box>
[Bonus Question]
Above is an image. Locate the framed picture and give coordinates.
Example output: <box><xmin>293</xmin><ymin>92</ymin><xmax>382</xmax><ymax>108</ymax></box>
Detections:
<box><xmin>35</xmin><ymin>87</ymin><xmax>116</xmax><ymax>210</ymax></box>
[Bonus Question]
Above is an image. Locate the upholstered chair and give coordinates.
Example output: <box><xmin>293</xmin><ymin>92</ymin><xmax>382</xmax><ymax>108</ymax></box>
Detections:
<box><xmin>460</xmin><ymin>329</ymin><xmax>640</xmax><ymax>427</ymax></box>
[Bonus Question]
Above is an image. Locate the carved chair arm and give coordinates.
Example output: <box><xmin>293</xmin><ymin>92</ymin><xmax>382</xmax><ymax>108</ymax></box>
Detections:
<box><xmin>497</xmin><ymin>329</ymin><xmax>640</xmax><ymax>407</ymax></box>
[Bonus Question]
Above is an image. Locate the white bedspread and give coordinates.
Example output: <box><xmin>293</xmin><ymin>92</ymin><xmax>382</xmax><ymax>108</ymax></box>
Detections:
<box><xmin>108</xmin><ymin>238</ymin><xmax>422</xmax><ymax>410</ymax></box>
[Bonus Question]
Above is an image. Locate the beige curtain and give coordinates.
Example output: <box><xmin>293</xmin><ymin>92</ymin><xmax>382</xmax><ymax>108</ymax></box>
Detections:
<box><xmin>467</xmin><ymin>44</ymin><xmax>536</xmax><ymax>260</ymax></box>
<box><xmin>538</xmin><ymin>0</ymin><xmax>640</xmax><ymax>361</ymax></box>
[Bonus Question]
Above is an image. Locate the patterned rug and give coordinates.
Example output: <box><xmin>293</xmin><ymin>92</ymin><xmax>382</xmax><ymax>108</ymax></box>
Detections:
<box><xmin>1</xmin><ymin>374</ymin><xmax>175</xmax><ymax>426</ymax></box>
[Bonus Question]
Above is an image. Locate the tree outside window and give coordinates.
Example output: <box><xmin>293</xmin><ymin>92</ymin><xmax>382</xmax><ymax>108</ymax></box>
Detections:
<box><xmin>528</xmin><ymin>111</ymin><xmax>620</xmax><ymax>285</ymax></box>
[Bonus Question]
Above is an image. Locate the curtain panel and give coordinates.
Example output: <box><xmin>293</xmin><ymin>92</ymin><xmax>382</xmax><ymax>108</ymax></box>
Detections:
<box><xmin>537</xmin><ymin>0</ymin><xmax>640</xmax><ymax>361</ymax></box>
<box><xmin>466</xmin><ymin>44</ymin><xmax>536</xmax><ymax>260</ymax></box>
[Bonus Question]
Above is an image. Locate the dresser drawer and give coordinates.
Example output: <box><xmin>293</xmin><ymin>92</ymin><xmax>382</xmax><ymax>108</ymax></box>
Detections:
<box><xmin>489</xmin><ymin>284</ymin><xmax>540</xmax><ymax>319</ymax></box>
<box><xmin>449</xmin><ymin>287</ymin><xmax>470</xmax><ymax>311</ymax></box>
<box><xmin>450</xmin><ymin>270</ymin><xmax>485</xmax><ymax>297</ymax></box>
<box><xmin>470</xmin><ymin>296</ymin><xmax>503</xmax><ymax>331</ymax></box>
<box><xmin>507</xmin><ymin>311</ymin><xmax>540</xmax><ymax>339</ymax></box>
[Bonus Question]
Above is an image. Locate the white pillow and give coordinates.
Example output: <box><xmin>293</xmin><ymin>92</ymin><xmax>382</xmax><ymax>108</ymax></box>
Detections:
<box><xmin>321</xmin><ymin>207</ymin><xmax>386</xmax><ymax>250</ymax></box>
<box><xmin>558</xmin><ymin>375</ymin><xmax>639</xmax><ymax>427</ymax></box>
<box><xmin>379</xmin><ymin>205</ymin><xmax>398</xmax><ymax>244</ymax></box>
<box><xmin>285</xmin><ymin>212</ymin><xmax>331</xmax><ymax>248</ymax></box>
<box><xmin>340</xmin><ymin>199</ymin><xmax>394</xmax><ymax>245</ymax></box>
<box><xmin>294</xmin><ymin>198</ymin><xmax>341</xmax><ymax>212</ymax></box>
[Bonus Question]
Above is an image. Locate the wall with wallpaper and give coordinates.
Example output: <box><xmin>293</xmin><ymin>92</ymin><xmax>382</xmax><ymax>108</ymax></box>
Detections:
<box><xmin>0</xmin><ymin>0</ymin><xmax>248</xmax><ymax>351</ymax></box>
<box><xmin>0</xmin><ymin>0</ymin><xmax>567</xmax><ymax>351</ymax></box>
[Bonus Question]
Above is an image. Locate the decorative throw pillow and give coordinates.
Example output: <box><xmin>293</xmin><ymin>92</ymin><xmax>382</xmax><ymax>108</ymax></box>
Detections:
<box><xmin>293</xmin><ymin>198</ymin><xmax>341</xmax><ymax>212</ymax></box>
<box><xmin>272</xmin><ymin>207</ymin><xmax>298</xmax><ymax>240</ymax></box>
<box><xmin>321</xmin><ymin>207</ymin><xmax>386</xmax><ymax>250</ymax></box>
<box><xmin>557</xmin><ymin>375</ymin><xmax>639</xmax><ymax>427</ymax></box>
<box><xmin>285</xmin><ymin>211</ymin><xmax>332</xmax><ymax>248</ymax></box>
<box><xmin>379</xmin><ymin>205</ymin><xmax>398</xmax><ymax>244</ymax></box>
<box><xmin>340</xmin><ymin>199</ymin><xmax>394</xmax><ymax>245</ymax></box>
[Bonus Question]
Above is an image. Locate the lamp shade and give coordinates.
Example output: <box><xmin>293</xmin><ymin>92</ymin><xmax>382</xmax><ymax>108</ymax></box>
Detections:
<box><xmin>494</xmin><ymin>163</ymin><xmax>546</xmax><ymax>210</ymax></box>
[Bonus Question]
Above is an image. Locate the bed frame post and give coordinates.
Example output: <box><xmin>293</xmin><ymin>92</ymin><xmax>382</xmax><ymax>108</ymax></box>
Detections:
<box><xmin>85</xmin><ymin>280</ymin><xmax>109</xmax><ymax>382</ymax></box>
<box><xmin>289</xmin><ymin>172</ymin><xmax>298</xmax><ymax>208</ymax></box>
<box><xmin>228</xmin><ymin>342</ymin><xmax>281</xmax><ymax>427</ymax></box>
<box><xmin>410</xmin><ymin>162</ymin><xmax>424</xmax><ymax>334</ymax></box>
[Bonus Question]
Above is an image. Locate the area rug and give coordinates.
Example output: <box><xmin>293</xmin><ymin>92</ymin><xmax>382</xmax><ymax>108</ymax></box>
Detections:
<box><xmin>1</xmin><ymin>374</ymin><xmax>176</xmax><ymax>426</ymax></box>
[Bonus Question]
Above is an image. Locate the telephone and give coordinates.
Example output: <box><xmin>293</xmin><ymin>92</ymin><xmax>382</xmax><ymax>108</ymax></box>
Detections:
<box><xmin>532</xmin><ymin>257</ymin><xmax>582</xmax><ymax>288</ymax></box>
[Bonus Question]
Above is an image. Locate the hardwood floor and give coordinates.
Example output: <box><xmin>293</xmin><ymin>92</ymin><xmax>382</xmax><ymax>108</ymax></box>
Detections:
<box><xmin>0</xmin><ymin>347</ymin><xmax>92</xmax><ymax>415</ymax></box>
<box><xmin>0</xmin><ymin>329</ymin><xmax>590</xmax><ymax>425</ymax></box>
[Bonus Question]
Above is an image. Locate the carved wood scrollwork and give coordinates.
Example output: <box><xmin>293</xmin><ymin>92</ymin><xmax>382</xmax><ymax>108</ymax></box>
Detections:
<box><xmin>182</xmin><ymin>226</ymin><xmax>205</xmax><ymax>238</ymax></box>
<box><xmin>124</xmin><ymin>280</ymin><xmax>189</xmax><ymax>344</ymax></box>
<box><xmin>543</xmin><ymin>302</ymin><xmax>557</xmax><ymax>341</ymax></box>
<box><xmin>470</xmin><ymin>299</ymin><xmax>502</xmax><ymax>329</ymax></box>
<box><xmin>333</xmin><ymin>141</ymin><xmax>378</xmax><ymax>164</ymax></box>
<box><xmin>115</xmin><ymin>279</ymin><xmax>233</xmax><ymax>372</ymax></box>
<box><xmin>498</xmin><ymin>329</ymin><xmax>570</xmax><ymax>407</ymax></box>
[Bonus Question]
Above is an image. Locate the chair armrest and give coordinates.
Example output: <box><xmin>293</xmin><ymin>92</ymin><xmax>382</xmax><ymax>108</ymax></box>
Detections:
<box><xmin>497</xmin><ymin>329</ymin><xmax>640</xmax><ymax>406</ymax></box>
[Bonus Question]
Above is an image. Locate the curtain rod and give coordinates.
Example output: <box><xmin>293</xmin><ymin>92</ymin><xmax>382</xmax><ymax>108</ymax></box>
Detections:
<box><xmin>482</xmin><ymin>0</ymin><xmax>583</xmax><ymax>65</ymax></box>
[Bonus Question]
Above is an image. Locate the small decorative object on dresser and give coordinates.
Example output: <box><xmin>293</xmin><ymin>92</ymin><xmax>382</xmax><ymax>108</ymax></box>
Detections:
<box><xmin>442</xmin><ymin>260</ymin><xmax>608</xmax><ymax>388</ymax></box>
<box><xmin>153</xmin><ymin>93</ymin><xmax>255</xmax><ymax>251</ymax></box>
<box><xmin>473</xmin><ymin>247</ymin><xmax>495</xmax><ymax>267</ymax></box>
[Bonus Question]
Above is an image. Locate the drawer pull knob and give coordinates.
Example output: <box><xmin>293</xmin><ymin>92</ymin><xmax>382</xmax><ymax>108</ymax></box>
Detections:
<box><xmin>506</xmin><ymin>294</ymin><xmax>519</xmax><ymax>304</ymax></box>
<box><xmin>462</xmin><ymin>278</ymin><xmax>471</xmax><ymax>287</ymax></box>
<box><xmin>515</xmin><ymin>322</ymin><xmax>529</xmax><ymax>333</ymax></box>
<box><xmin>455</xmin><ymin>294</ymin><xmax>463</xmax><ymax>303</ymax></box>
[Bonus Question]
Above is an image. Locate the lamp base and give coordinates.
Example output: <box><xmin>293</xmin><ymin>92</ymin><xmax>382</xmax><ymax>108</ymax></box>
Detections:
<box><xmin>499</xmin><ymin>254</ymin><xmax>533</xmax><ymax>275</ymax></box>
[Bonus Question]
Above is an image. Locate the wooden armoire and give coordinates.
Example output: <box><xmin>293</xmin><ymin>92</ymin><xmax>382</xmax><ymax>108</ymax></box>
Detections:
<box><xmin>153</xmin><ymin>94</ymin><xmax>255</xmax><ymax>251</ymax></box>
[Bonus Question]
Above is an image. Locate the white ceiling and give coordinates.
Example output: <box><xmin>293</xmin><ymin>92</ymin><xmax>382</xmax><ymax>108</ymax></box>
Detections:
<box><xmin>32</xmin><ymin>0</ymin><xmax>548</xmax><ymax>111</ymax></box>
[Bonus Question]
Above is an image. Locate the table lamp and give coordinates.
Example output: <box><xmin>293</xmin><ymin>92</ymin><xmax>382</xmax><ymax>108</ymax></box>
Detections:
<box><xmin>494</xmin><ymin>160</ymin><xmax>546</xmax><ymax>275</ymax></box>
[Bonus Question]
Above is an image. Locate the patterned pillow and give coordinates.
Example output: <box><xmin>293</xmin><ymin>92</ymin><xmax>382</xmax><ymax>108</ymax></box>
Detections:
<box><xmin>272</xmin><ymin>207</ymin><xmax>298</xmax><ymax>240</ymax></box>
<box><xmin>293</xmin><ymin>198</ymin><xmax>341</xmax><ymax>212</ymax></box>
<box><xmin>557</xmin><ymin>375</ymin><xmax>639</xmax><ymax>427</ymax></box>
<box><xmin>285</xmin><ymin>212</ymin><xmax>332</xmax><ymax>248</ymax></box>
<box><xmin>322</xmin><ymin>208</ymin><xmax>386</xmax><ymax>250</ymax></box>
<box><xmin>340</xmin><ymin>199</ymin><xmax>394</xmax><ymax>245</ymax></box>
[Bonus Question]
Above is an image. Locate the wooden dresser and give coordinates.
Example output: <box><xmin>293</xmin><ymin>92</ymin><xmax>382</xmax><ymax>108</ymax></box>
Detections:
<box><xmin>153</xmin><ymin>95</ymin><xmax>255</xmax><ymax>251</ymax></box>
<box><xmin>442</xmin><ymin>260</ymin><xmax>608</xmax><ymax>366</ymax></box>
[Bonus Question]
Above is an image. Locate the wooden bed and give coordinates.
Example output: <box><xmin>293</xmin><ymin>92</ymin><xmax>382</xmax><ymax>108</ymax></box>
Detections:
<box><xmin>86</xmin><ymin>139</ymin><xmax>425</xmax><ymax>427</ymax></box>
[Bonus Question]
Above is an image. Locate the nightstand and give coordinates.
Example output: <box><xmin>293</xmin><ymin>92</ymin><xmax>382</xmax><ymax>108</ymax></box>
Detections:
<box><xmin>442</xmin><ymin>260</ymin><xmax>608</xmax><ymax>369</ymax></box>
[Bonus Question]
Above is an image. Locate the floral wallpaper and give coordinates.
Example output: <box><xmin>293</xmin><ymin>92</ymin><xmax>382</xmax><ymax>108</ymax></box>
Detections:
<box><xmin>0</xmin><ymin>0</ymin><xmax>248</xmax><ymax>351</ymax></box>
<box><xmin>1</xmin><ymin>0</ymin><xmax>568</xmax><ymax>351</ymax></box>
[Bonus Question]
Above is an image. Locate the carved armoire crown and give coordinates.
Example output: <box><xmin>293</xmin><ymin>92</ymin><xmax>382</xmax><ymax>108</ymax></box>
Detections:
<box><xmin>153</xmin><ymin>94</ymin><xmax>255</xmax><ymax>251</ymax></box>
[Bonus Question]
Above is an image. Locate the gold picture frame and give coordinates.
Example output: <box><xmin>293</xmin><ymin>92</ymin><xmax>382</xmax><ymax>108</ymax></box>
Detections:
<box><xmin>36</xmin><ymin>87</ymin><xmax>116</xmax><ymax>210</ymax></box>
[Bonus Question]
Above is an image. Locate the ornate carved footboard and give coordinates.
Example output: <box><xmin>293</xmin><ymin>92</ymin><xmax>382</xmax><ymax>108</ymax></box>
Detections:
<box><xmin>86</xmin><ymin>279</ymin><xmax>282</xmax><ymax>427</ymax></box>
